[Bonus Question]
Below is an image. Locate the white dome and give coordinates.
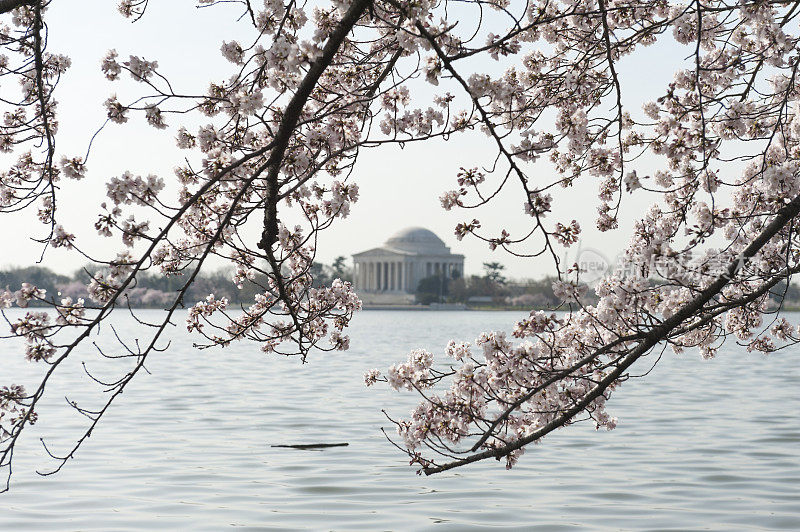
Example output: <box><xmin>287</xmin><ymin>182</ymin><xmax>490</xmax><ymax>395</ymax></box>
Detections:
<box><xmin>385</xmin><ymin>227</ymin><xmax>448</xmax><ymax>253</ymax></box>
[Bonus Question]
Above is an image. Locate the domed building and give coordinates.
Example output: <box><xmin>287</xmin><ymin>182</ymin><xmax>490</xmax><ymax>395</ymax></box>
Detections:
<box><xmin>352</xmin><ymin>227</ymin><xmax>464</xmax><ymax>294</ymax></box>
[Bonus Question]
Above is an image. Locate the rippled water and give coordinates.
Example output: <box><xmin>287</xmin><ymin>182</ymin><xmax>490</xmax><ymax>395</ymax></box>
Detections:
<box><xmin>1</xmin><ymin>309</ymin><xmax>799</xmax><ymax>530</ymax></box>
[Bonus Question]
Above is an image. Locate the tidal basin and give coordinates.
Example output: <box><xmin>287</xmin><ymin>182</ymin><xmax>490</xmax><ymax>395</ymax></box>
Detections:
<box><xmin>2</xmin><ymin>309</ymin><xmax>799</xmax><ymax>530</ymax></box>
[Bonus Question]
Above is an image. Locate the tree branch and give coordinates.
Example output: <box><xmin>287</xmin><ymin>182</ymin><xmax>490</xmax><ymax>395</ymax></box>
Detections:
<box><xmin>257</xmin><ymin>0</ymin><xmax>372</xmax><ymax>251</ymax></box>
<box><xmin>424</xmin><ymin>194</ymin><xmax>800</xmax><ymax>474</ymax></box>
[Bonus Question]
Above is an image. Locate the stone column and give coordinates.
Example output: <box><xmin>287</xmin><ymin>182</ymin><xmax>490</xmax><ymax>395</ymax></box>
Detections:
<box><xmin>400</xmin><ymin>261</ymin><xmax>406</xmax><ymax>292</ymax></box>
<box><xmin>397</xmin><ymin>262</ymin><xmax>402</xmax><ymax>292</ymax></box>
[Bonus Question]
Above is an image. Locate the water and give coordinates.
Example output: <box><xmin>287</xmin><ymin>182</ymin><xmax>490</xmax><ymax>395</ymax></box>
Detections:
<box><xmin>1</xmin><ymin>309</ymin><xmax>799</xmax><ymax>530</ymax></box>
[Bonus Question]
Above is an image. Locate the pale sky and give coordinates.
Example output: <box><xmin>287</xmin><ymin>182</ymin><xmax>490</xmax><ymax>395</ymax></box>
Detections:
<box><xmin>1</xmin><ymin>1</ymin><xmax>693</xmax><ymax>280</ymax></box>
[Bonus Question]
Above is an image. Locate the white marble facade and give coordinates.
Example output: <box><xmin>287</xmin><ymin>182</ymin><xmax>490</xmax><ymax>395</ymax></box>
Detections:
<box><xmin>352</xmin><ymin>227</ymin><xmax>465</xmax><ymax>293</ymax></box>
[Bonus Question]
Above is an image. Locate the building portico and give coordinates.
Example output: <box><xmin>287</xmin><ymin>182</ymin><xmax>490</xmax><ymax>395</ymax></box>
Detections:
<box><xmin>352</xmin><ymin>227</ymin><xmax>465</xmax><ymax>295</ymax></box>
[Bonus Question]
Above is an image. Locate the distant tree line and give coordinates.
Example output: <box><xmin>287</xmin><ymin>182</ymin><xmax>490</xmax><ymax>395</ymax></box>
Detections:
<box><xmin>416</xmin><ymin>263</ymin><xmax>800</xmax><ymax>310</ymax></box>
<box><xmin>415</xmin><ymin>262</ymin><xmax>570</xmax><ymax>308</ymax></box>
<box><xmin>0</xmin><ymin>256</ymin><xmax>354</xmax><ymax>309</ymax></box>
<box><xmin>6</xmin><ymin>258</ymin><xmax>799</xmax><ymax>311</ymax></box>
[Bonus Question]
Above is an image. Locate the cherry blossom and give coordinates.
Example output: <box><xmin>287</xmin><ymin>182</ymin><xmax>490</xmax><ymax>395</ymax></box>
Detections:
<box><xmin>3</xmin><ymin>0</ymin><xmax>800</xmax><ymax>488</ymax></box>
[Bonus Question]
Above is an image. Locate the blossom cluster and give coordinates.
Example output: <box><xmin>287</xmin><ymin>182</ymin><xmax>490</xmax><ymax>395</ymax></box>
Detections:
<box><xmin>5</xmin><ymin>0</ymin><xmax>800</xmax><ymax>483</ymax></box>
<box><xmin>370</xmin><ymin>0</ymin><xmax>800</xmax><ymax>472</ymax></box>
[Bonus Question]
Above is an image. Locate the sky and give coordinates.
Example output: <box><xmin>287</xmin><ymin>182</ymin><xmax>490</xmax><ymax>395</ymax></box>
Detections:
<box><xmin>0</xmin><ymin>0</ymin><xmax>693</xmax><ymax>280</ymax></box>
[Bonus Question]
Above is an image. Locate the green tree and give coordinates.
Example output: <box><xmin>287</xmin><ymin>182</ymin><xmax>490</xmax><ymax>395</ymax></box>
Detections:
<box><xmin>416</xmin><ymin>274</ymin><xmax>448</xmax><ymax>305</ymax></box>
<box><xmin>0</xmin><ymin>267</ymin><xmax>69</xmax><ymax>304</ymax></box>
<box><xmin>482</xmin><ymin>262</ymin><xmax>506</xmax><ymax>285</ymax></box>
<box><xmin>331</xmin><ymin>256</ymin><xmax>352</xmax><ymax>282</ymax></box>
<box><xmin>310</xmin><ymin>262</ymin><xmax>333</xmax><ymax>287</ymax></box>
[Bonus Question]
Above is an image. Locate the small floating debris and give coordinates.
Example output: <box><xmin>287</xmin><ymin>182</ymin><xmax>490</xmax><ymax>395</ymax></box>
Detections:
<box><xmin>271</xmin><ymin>442</ymin><xmax>349</xmax><ymax>449</ymax></box>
